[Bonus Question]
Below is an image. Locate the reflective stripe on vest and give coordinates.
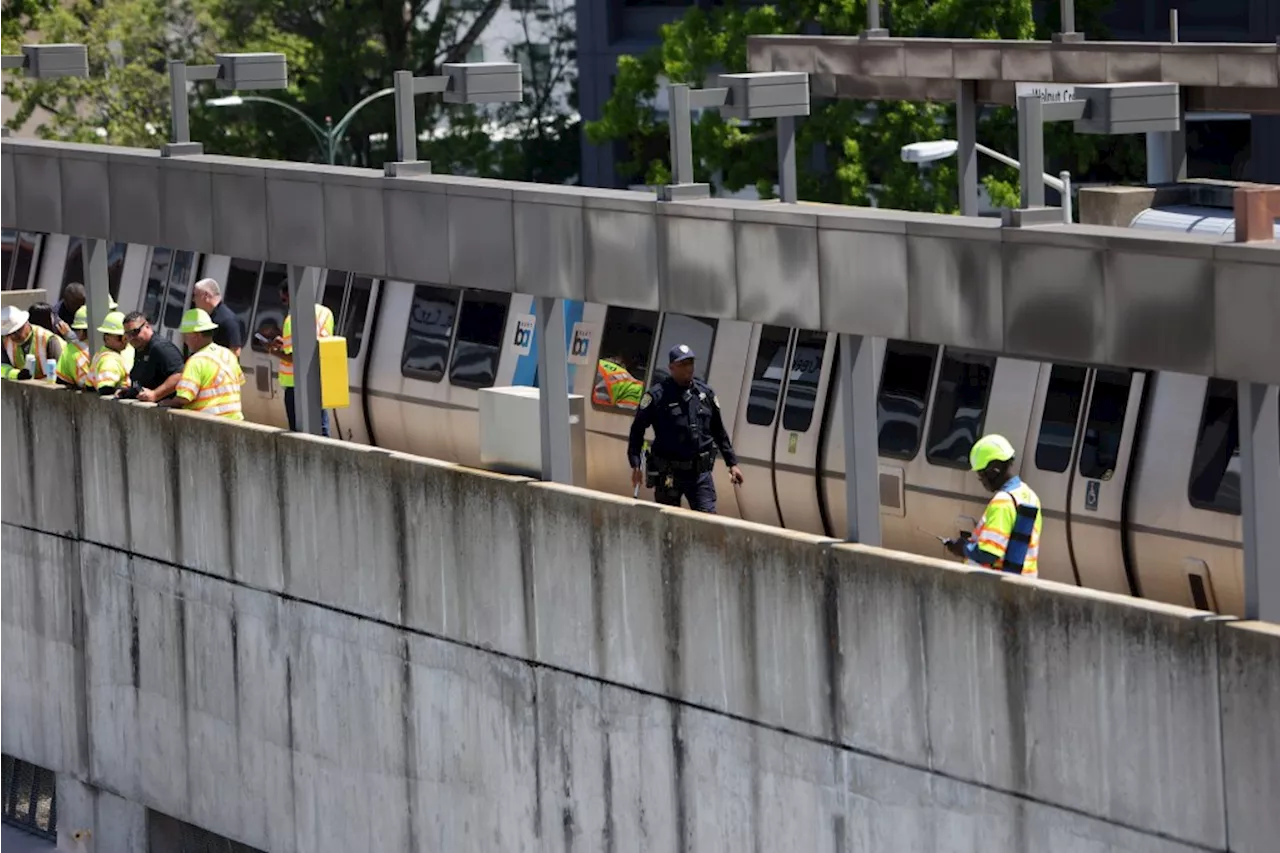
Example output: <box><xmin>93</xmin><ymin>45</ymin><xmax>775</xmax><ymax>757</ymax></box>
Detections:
<box><xmin>4</xmin><ymin>325</ymin><xmax>56</xmax><ymax>379</ymax></box>
<box><xmin>593</xmin><ymin>360</ymin><xmax>642</xmax><ymax>409</ymax></box>
<box><xmin>177</xmin><ymin>343</ymin><xmax>245</xmax><ymax>419</ymax></box>
<box><xmin>279</xmin><ymin>304</ymin><xmax>334</xmax><ymax>383</ymax></box>
<box><xmin>90</xmin><ymin>348</ymin><xmax>130</xmax><ymax>390</ymax></box>
<box><xmin>57</xmin><ymin>340</ymin><xmax>91</xmax><ymax>386</ymax></box>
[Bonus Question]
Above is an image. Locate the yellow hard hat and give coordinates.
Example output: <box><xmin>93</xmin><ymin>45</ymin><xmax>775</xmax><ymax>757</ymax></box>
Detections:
<box><xmin>969</xmin><ymin>434</ymin><xmax>1016</xmax><ymax>472</ymax></box>
<box><xmin>178</xmin><ymin>308</ymin><xmax>218</xmax><ymax>334</ymax></box>
<box><xmin>72</xmin><ymin>305</ymin><xmax>89</xmax><ymax>331</ymax></box>
<box><xmin>96</xmin><ymin>311</ymin><xmax>126</xmax><ymax>336</ymax></box>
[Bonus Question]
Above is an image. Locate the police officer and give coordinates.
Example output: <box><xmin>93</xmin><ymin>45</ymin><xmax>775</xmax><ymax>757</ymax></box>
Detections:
<box><xmin>628</xmin><ymin>344</ymin><xmax>744</xmax><ymax>513</ymax></box>
<box><xmin>943</xmin><ymin>434</ymin><xmax>1043</xmax><ymax>577</ymax></box>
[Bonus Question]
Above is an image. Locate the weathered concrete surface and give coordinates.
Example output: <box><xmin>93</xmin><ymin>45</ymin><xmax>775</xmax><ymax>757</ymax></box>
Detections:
<box><xmin>3</xmin><ymin>381</ymin><xmax>1277</xmax><ymax>852</ymax></box>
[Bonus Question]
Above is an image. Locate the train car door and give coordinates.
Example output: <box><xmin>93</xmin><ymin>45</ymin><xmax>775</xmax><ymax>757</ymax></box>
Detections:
<box><xmin>331</xmin><ymin>274</ymin><xmax>377</xmax><ymax>444</ymax></box>
<box><xmin>1021</xmin><ymin>363</ymin><xmax>1089</xmax><ymax>587</ymax></box>
<box><xmin>1063</xmin><ymin>368</ymin><xmax>1147</xmax><ymax>596</ymax></box>
<box><xmin>771</xmin><ymin>330</ymin><xmax>835</xmax><ymax>535</ymax></box>
<box><xmin>731</xmin><ymin>324</ymin><xmax>793</xmax><ymax>528</ymax></box>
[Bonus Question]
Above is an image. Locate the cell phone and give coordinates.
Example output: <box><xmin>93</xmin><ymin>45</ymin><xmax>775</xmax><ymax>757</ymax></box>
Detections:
<box><xmin>255</xmin><ymin>332</ymin><xmax>270</xmax><ymax>344</ymax></box>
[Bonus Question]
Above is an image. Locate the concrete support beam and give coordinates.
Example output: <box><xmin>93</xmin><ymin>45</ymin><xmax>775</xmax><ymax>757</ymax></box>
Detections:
<box><xmin>956</xmin><ymin>80</ymin><xmax>979</xmax><ymax>216</ymax></box>
<box><xmin>1239</xmin><ymin>381</ymin><xmax>1280</xmax><ymax>622</ymax></box>
<box><xmin>535</xmin><ymin>296</ymin><xmax>572</xmax><ymax>484</ymax></box>
<box><xmin>286</xmin><ymin>264</ymin><xmax>322</xmax><ymax>436</ymax></box>
<box><xmin>84</xmin><ymin>239</ymin><xmax>111</xmax><ymax>344</ymax></box>
<box><xmin>839</xmin><ymin>333</ymin><xmax>881</xmax><ymax>546</ymax></box>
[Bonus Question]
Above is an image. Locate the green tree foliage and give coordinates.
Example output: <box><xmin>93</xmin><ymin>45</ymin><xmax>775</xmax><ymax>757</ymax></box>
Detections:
<box><xmin>585</xmin><ymin>0</ymin><xmax>1144</xmax><ymax>211</ymax></box>
<box><xmin>3</xmin><ymin>0</ymin><xmax>581</xmax><ymax>180</ymax></box>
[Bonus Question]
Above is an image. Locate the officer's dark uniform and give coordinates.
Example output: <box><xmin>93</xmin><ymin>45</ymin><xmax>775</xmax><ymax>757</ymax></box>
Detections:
<box><xmin>627</xmin><ymin>346</ymin><xmax>738</xmax><ymax>513</ymax></box>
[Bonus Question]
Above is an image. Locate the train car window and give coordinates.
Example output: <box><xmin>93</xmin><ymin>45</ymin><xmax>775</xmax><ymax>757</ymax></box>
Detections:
<box><xmin>592</xmin><ymin>307</ymin><xmax>659</xmax><ymax>410</ymax></box>
<box><xmin>1035</xmin><ymin>365</ymin><xmax>1087</xmax><ymax>473</ymax></box>
<box><xmin>223</xmin><ymin>258</ymin><xmax>263</xmax><ymax>334</ymax></box>
<box><xmin>401</xmin><ymin>284</ymin><xmax>459</xmax><ymax>382</ymax></box>
<box><xmin>781</xmin><ymin>330</ymin><xmax>827</xmax><ymax>432</ymax></box>
<box><xmin>878</xmin><ymin>341</ymin><xmax>937</xmax><ymax>460</ymax></box>
<box><xmin>321</xmin><ymin>269</ymin><xmax>348</xmax><ymax>325</ymax></box>
<box><xmin>61</xmin><ymin>239</ymin><xmax>127</xmax><ymax>299</ymax></box>
<box><xmin>9</xmin><ymin>233</ymin><xmax>39</xmax><ymax>292</ymax></box>
<box><xmin>1</xmin><ymin>230</ymin><xmax>13</xmax><ymax>287</ymax></box>
<box><xmin>62</xmin><ymin>237</ymin><xmax>85</xmax><ymax>289</ymax></box>
<box><xmin>746</xmin><ymin>325</ymin><xmax>791</xmax><ymax>426</ymax></box>
<box><xmin>142</xmin><ymin>247</ymin><xmax>174</xmax><ymax>322</ymax></box>
<box><xmin>649</xmin><ymin>313</ymin><xmax>718</xmax><ymax>386</ymax></box>
<box><xmin>925</xmin><ymin>349</ymin><xmax>996</xmax><ymax>468</ymax></box>
<box><xmin>343</xmin><ymin>276</ymin><xmax>373</xmax><ymax>357</ymax></box>
<box><xmin>448</xmin><ymin>289</ymin><xmax>510</xmax><ymax>389</ymax></box>
<box><xmin>162</xmin><ymin>250</ymin><xmax>196</xmax><ymax>330</ymax></box>
<box><xmin>249</xmin><ymin>263</ymin><xmax>289</xmax><ymax>353</ymax></box>
<box><xmin>1077</xmin><ymin>369</ymin><xmax>1133</xmax><ymax>480</ymax></box>
<box><xmin>1188</xmin><ymin>378</ymin><xmax>1241</xmax><ymax>515</ymax></box>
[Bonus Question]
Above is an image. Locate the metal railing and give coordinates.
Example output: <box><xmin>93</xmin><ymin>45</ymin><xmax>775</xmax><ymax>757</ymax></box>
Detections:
<box><xmin>2</xmin><ymin>755</ymin><xmax>57</xmax><ymax>841</ymax></box>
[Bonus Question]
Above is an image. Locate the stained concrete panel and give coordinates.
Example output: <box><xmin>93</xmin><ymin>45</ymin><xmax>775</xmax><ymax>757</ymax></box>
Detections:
<box><xmin>664</xmin><ymin>511</ymin><xmax>836</xmax><ymax>736</ymax></box>
<box><xmin>1218</xmin><ymin>621</ymin><xmax>1280</xmax><ymax>853</ymax></box>
<box><xmin>24</xmin><ymin>384</ymin><xmax>82</xmax><ymax>538</ymax></box>
<box><xmin>121</xmin><ymin>404</ymin><xmax>180</xmax><ymax>566</ymax></box>
<box><xmin>396</xmin><ymin>454</ymin><xmax>533</xmax><ymax>659</ymax></box>
<box><xmin>171</xmin><ymin>412</ymin><xmax>285</xmax><ymax>589</ymax></box>
<box><xmin>78</xmin><ymin>399</ymin><xmax>132</xmax><ymax>553</ymax></box>
<box><xmin>0</xmin><ymin>384</ymin><xmax>36</xmax><ymax>530</ymax></box>
<box><xmin>534</xmin><ymin>670</ymin><xmax>680</xmax><ymax>853</ymax></box>
<box><xmin>277</xmin><ymin>435</ymin><xmax>401</xmax><ymax>624</ymax></box>
<box><xmin>828</xmin><ymin>545</ymin><xmax>937</xmax><ymax>767</ymax></box>
<box><xmin>0</xmin><ymin>527</ymin><xmax>87</xmax><ymax>778</ymax></box>
<box><xmin>524</xmin><ymin>483</ymin><xmax>667</xmax><ymax>690</ymax></box>
<box><xmin>403</xmin><ymin>630</ymin><xmax>539</xmax><ymax>852</ymax></box>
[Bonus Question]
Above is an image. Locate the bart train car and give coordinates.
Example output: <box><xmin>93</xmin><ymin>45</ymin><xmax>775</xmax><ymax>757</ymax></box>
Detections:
<box><xmin>3</xmin><ymin>227</ymin><xmax>1255</xmax><ymax>616</ymax></box>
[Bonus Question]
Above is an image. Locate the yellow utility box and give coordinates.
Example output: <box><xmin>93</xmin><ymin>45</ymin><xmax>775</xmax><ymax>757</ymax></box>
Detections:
<box><xmin>318</xmin><ymin>336</ymin><xmax>350</xmax><ymax>409</ymax></box>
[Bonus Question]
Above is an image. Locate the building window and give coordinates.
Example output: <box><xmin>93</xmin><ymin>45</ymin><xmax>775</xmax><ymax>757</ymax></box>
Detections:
<box><xmin>514</xmin><ymin>42</ymin><xmax>552</xmax><ymax>82</ymax></box>
<box><xmin>465</xmin><ymin>44</ymin><xmax>485</xmax><ymax>63</ymax></box>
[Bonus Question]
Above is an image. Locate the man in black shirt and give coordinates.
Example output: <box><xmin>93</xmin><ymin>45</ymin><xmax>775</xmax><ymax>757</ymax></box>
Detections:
<box><xmin>193</xmin><ymin>278</ymin><xmax>244</xmax><ymax>357</ymax></box>
<box><xmin>117</xmin><ymin>312</ymin><xmax>184</xmax><ymax>402</ymax></box>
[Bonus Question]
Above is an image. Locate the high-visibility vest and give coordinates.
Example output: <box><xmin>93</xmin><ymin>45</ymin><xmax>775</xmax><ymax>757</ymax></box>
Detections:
<box><xmin>593</xmin><ymin>359</ymin><xmax>644</xmax><ymax>409</ymax></box>
<box><xmin>967</xmin><ymin>476</ymin><xmax>1042</xmax><ymax>576</ymax></box>
<box><xmin>2</xmin><ymin>325</ymin><xmax>60</xmax><ymax>380</ymax></box>
<box><xmin>279</xmin><ymin>304</ymin><xmax>334</xmax><ymax>388</ymax></box>
<box><xmin>57</xmin><ymin>339</ymin><xmax>91</xmax><ymax>387</ymax></box>
<box><xmin>175</xmin><ymin>342</ymin><xmax>245</xmax><ymax>419</ymax></box>
<box><xmin>90</xmin><ymin>347</ymin><xmax>130</xmax><ymax>391</ymax></box>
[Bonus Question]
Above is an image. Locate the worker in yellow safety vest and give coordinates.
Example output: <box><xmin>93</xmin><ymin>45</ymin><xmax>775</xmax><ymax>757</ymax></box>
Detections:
<box><xmin>159</xmin><ymin>309</ymin><xmax>245</xmax><ymax>419</ymax></box>
<box><xmin>944</xmin><ymin>434</ymin><xmax>1042</xmax><ymax>577</ymax></box>
<box><xmin>89</xmin><ymin>312</ymin><xmax>133</xmax><ymax>395</ymax></box>
<box><xmin>593</xmin><ymin>357</ymin><xmax>645</xmax><ymax>409</ymax></box>
<box><xmin>55</xmin><ymin>306</ymin><xmax>93</xmax><ymax>388</ymax></box>
<box><xmin>2</xmin><ymin>304</ymin><xmax>65</xmax><ymax>381</ymax></box>
<box><xmin>266</xmin><ymin>282</ymin><xmax>334</xmax><ymax>435</ymax></box>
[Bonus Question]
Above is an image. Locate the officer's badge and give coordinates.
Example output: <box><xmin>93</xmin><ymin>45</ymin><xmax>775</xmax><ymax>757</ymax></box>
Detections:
<box><xmin>639</xmin><ymin>393</ymin><xmax>652</xmax><ymax>410</ymax></box>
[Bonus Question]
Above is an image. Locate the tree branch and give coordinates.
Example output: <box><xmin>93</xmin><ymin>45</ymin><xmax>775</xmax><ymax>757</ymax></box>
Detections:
<box><xmin>438</xmin><ymin>0</ymin><xmax>504</xmax><ymax>66</ymax></box>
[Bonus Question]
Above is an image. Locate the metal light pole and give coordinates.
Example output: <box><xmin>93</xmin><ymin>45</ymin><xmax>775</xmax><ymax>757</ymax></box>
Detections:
<box><xmin>900</xmin><ymin>139</ymin><xmax>1073</xmax><ymax>223</ymax></box>
<box><xmin>165</xmin><ymin>53</ymin><xmax>289</xmax><ymax>157</ymax></box>
<box><xmin>1</xmin><ymin>43</ymin><xmax>89</xmax><ymax>138</ymax></box>
<box><xmin>208</xmin><ymin>87</ymin><xmax>395</xmax><ymax>165</ymax></box>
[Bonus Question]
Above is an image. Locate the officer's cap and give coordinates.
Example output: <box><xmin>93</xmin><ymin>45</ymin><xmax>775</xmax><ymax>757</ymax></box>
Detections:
<box><xmin>668</xmin><ymin>344</ymin><xmax>696</xmax><ymax>363</ymax></box>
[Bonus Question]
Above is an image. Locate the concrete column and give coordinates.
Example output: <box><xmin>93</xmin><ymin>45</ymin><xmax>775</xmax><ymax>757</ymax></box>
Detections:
<box><xmin>1017</xmin><ymin>95</ymin><xmax>1045</xmax><ymax>208</ymax></box>
<box><xmin>838</xmin><ymin>333</ymin><xmax>881</xmax><ymax>545</ymax></box>
<box><xmin>84</xmin><ymin>239</ymin><xmax>111</xmax><ymax>342</ymax></box>
<box><xmin>1145</xmin><ymin>128</ymin><xmax>1187</xmax><ymax>184</ymax></box>
<box><xmin>1239</xmin><ymin>381</ymin><xmax>1280</xmax><ymax>622</ymax></box>
<box><xmin>55</xmin><ymin>774</ymin><xmax>147</xmax><ymax>853</ymax></box>
<box><xmin>776</xmin><ymin>115</ymin><xmax>797</xmax><ymax>203</ymax></box>
<box><xmin>956</xmin><ymin>80</ymin><xmax>979</xmax><ymax>216</ymax></box>
<box><xmin>286</xmin><ymin>265</ymin><xmax>323</xmax><ymax>436</ymax></box>
<box><xmin>535</xmin><ymin>297</ymin><xmax>572</xmax><ymax>484</ymax></box>
<box><xmin>668</xmin><ymin>83</ymin><xmax>694</xmax><ymax>186</ymax></box>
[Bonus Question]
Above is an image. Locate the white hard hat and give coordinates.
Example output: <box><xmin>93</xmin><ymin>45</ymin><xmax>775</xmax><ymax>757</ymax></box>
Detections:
<box><xmin>1</xmin><ymin>305</ymin><xmax>30</xmax><ymax>336</ymax></box>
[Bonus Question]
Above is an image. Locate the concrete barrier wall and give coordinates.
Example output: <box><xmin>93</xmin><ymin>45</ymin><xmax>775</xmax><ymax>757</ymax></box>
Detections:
<box><xmin>2</xmin><ymin>381</ymin><xmax>1277</xmax><ymax>852</ymax></box>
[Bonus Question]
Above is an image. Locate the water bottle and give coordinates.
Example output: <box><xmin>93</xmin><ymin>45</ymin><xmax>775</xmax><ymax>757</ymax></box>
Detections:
<box><xmin>24</xmin><ymin>354</ymin><xmax>36</xmax><ymax>378</ymax></box>
<box><xmin>45</xmin><ymin>358</ymin><xmax>57</xmax><ymax>383</ymax></box>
